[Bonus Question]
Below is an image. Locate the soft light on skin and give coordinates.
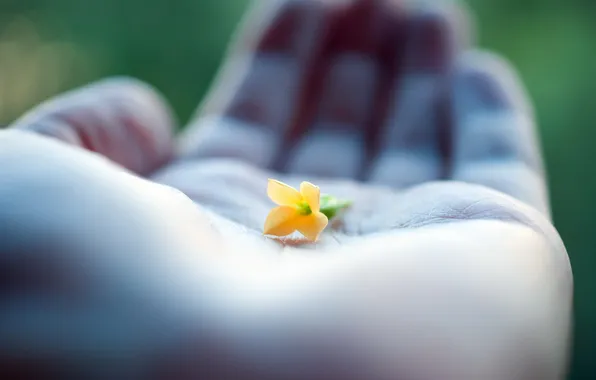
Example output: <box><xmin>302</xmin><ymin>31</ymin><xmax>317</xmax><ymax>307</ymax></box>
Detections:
<box><xmin>186</xmin><ymin>220</ymin><xmax>571</xmax><ymax>380</ymax></box>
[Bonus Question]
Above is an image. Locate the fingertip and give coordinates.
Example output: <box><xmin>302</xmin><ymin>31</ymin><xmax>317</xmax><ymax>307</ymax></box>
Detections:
<box><xmin>11</xmin><ymin>77</ymin><xmax>177</xmax><ymax>175</ymax></box>
<box><xmin>257</xmin><ymin>0</ymin><xmax>327</xmax><ymax>57</ymax></box>
<box><xmin>92</xmin><ymin>76</ymin><xmax>161</xmax><ymax>96</ymax></box>
<box><xmin>403</xmin><ymin>1</ymin><xmax>471</xmax><ymax>72</ymax></box>
<box><xmin>94</xmin><ymin>76</ymin><xmax>178</xmax><ymax>124</ymax></box>
<box><xmin>328</xmin><ymin>0</ymin><xmax>387</xmax><ymax>54</ymax></box>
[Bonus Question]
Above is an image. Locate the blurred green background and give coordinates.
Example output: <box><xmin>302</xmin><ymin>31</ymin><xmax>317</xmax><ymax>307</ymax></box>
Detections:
<box><xmin>0</xmin><ymin>0</ymin><xmax>593</xmax><ymax>378</ymax></box>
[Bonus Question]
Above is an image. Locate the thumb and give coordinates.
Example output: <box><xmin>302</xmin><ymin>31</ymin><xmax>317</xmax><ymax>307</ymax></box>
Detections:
<box><xmin>11</xmin><ymin>77</ymin><xmax>177</xmax><ymax>176</ymax></box>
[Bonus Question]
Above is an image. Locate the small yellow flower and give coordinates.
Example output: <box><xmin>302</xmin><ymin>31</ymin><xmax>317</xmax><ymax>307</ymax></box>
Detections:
<box><xmin>264</xmin><ymin>179</ymin><xmax>329</xmax><ymax>242</ymax></box>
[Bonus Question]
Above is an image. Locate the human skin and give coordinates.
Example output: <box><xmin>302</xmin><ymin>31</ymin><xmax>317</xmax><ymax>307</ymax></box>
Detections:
<box><xmin>0</xmin><ymin>0</ymin><xmax>572</xmax><ymax>379</ymax></box>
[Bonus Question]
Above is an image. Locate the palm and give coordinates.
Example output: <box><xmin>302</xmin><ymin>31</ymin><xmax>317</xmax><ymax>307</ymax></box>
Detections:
<box><xmin>150</xmin><ymin>0</ymin><xmax>549</xmax><ymax>249</ymax></box>
<box><xmin>151</xmin><ymin>158</ymin><xmax>551</xmax><ymax>254</ymax></box>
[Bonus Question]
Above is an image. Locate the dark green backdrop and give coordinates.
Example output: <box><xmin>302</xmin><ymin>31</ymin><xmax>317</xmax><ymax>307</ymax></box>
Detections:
<box><xmin>0</xmin><ymin>1</ymin><xmax>593</xmax><ymax>378</ymax></box>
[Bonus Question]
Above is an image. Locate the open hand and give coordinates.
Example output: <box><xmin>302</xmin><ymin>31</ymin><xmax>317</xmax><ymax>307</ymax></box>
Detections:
<box><xmin>0</xmin><ymin>1</ymin><xmax>572</xmax><ymax>379</ymax></box>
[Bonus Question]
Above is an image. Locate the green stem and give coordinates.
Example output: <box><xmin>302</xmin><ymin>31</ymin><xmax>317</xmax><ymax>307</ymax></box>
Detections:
<box><xmin>319</xmin><ymin>195</ymin><xmax>352</xmax><ymax>220</ymax></box>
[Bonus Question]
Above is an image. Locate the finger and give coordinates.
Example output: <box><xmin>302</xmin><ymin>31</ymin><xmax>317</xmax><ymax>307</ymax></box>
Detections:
<box><xmin>284</xmin><ymin>0</ymin><xmax>386</xmax><ymax>179</ymax></box>
<box><xmin>11</xmin><ymin>77</ymin><xmax>176</xmax><ymax>175</ymax></box>
<box><xmin>449</xmin><ymin>50</ymin><xmax>549</xmax><ymax>216</ymax></box>
<box><xmin>178</xmin><ymin>0</ymin><xmax>328</xmax><ymax>168</ymax></box>
<box><xmin>368</xmin><ymin>2</ymin><xmax>469</xmax><ymax>188</ymax></box>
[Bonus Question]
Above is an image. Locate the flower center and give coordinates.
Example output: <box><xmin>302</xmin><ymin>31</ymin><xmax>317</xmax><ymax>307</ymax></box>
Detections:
<box><xmin>296</xmin><ymin>200</ymin><xmax>312</xmax><ymax>215</ymax></box>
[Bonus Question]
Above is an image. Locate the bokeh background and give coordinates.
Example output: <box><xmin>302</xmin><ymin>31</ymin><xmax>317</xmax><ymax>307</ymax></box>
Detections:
<box><xmin>0</xmin><ymin>0</ymin><xmax>593</xmax><ymax>378</ymax></box>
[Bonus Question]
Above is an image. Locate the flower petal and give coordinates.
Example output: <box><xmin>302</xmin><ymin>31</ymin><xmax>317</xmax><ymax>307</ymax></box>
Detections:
<box><xmin>268</xmin><ymin>179</ymin><xmax>302</xmax><ymax>206</ymax></box>
<box><xmin>300</xmin><ymin>181</ymin><xmax>321</xmax><ymax>212</ymax></box>
<box><xmin>264</xmin><ymin>206</ymin><xmax>299</xmax><ymax>237</ymax></box>
<box><xmin>296</xmin><ymin>212</ymin><xmax>328</xmax><ymax>242</ymax></box>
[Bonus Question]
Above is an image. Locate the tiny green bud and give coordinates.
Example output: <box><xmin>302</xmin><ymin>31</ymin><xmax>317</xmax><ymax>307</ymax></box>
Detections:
<box><xmin>319</xmin><ymin>194</ymin><xmax>352</xmax><ymax>220</ymax></box>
